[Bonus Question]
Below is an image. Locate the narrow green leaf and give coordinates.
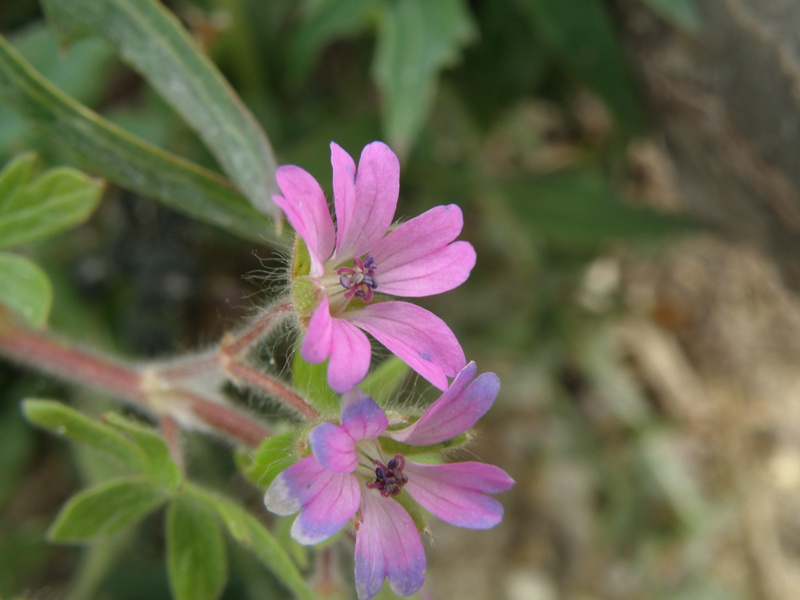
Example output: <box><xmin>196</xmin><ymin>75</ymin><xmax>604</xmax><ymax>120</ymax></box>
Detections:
<box><xmin>373</xmin><ymin>0</ymin><xmax>475</xmax><ymax>155</ymax></box>
<box><xmin>503</xmin><ymin>169</ymin><xmax>700</xmax><ymax>244</ymax></box>
<box><xmin>167</xmin><ymin>494</ymin><xmax>227</xmax><ymax>600</ymax></box>
<box><xmin>287</xmin><ymin>0</ymin><xmax>378</xmax><ymax>88</ymax></box>
<box><xmin>515</xmin><ymin>0</ymin><xmax>646</xmax><ymax>133</ymax></box>
<box><xmin>292</xmin><ymin>344</ymin><xmax>338</xmax><ymax>416</ymax></box>
<box><xmin>42</xmin><ymin>0</ymin><xmax>279</xmax><ymax>217</ymax></box>
<box><xmin>103</xmin><ymin>412</ymin><xmax>181</xmax><ymax>490</ymax></box>
<box><xmin>0</xmin><ymin>35</ymin><xmax>282</xmax><ymax>245</ymax></box>
<box><xmin>22</xmin><ymin>399</ymin><xmax>149</xmax><ymax>472</ymax></box>
<box><xmin>0</xmin><ymin>253</ymin><xmax>52</xmax><ymax>327</ymax></box>
<box><xmin>0</xmin><ymin>164</ymin><xmax>103</xmax><ymax>249</ymax></box>
<box><xmin>240</xmin><ymin>429</ymin><xmax>301</xmax><ymax>489</ymax></box>
<box><xmin>641</xmin><ymin>0</ymin><xmax>701</xmax><ymax>33</ymax></box>
<box><xmin>187</xmin><ymin>485</ymin><xmax>314</xmax><ymax>600</ymax></box>
<box><xmin>48</xmin><ymin>476</ymin><xmax>170</xmax><ymax>542</ymax></box>
<box><xmin>359</xmin><ymin>356</ymin><xmax>409</xmax><ymax>406</ymax></box>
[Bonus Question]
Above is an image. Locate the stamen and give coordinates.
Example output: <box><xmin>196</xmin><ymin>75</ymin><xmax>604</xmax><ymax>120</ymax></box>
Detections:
<box><xmin>366</xmin><ymin>454</ymin><xmax>407</xmax><ymax>498</ymax></box>
<box><xmin>337</xmin><ymin>255</ymin><xmax>378</xmax><ymax>302</ymax></box>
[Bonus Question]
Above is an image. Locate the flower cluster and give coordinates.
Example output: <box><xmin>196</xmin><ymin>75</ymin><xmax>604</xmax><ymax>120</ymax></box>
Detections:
<box><xmin>274</xmin><ymin>141</ymin><xmax>476</xmax><ymax>393</ymax></box>
<box><xmin>265</xmin><ymin>363</ymin><xmax>514</xmax><ymax>599</ymax></box>
<box><xmin>268</xmin><ymin>141</ymin><xmax>512</xmax><ymax>599</ymax></box>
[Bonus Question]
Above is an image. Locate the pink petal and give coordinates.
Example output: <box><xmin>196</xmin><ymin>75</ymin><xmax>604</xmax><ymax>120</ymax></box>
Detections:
<box><xmin>331</xmin><ymin>142</ymin><xmax>357</xmax><ymax>258</ymax></box>
<box><xmin>403</xmin><ymin>461</ymin><xmax>514</xmax><ymax>530</ymax></box>
<box><xmin>301</xmin><ymin>297</ymin><xmax>333</xmax><ymax>364</ymax></box>
<box><xmin>335</xmin><ymin>142</ymin><xmax>400</xmax><ymax>261</ymax></box>
<box><xmin>340</xmin><ymin>391</ymin><xmax>389</xmax><ymax>441</ymax></box>
<box><xmin>328</xmin><ymin>316</ymin><xmax>373</xmax><ymax>393</ymax></box>
<box><xmin>346</xmin><ymin>302</ymin><xmax>465</xmax><ymax>391</ymax></box>
<box><xmin>375</xmin><ymin>240</ymin><xmax>476</xmax><ymax>297</ymax></box>
<box><xmin>264</xmin><ymin>456</ymin><xmax>361</xmax><ymax>544</ymax></box>
<box><xmin>274</xmin><ymin>166</ymin><xmax>335</xmax><ymax>277</ymax></box>
<box><xmin>310</xmin><ymin>423</ymin><xmax>357</xmax><ymax>472</ymax></box>
<box><xmin>371</xmin><ymin>205</ymin><xmax>476</xmax><ymax>296</ymax></box>
<box><xmin>390</xmin><ymin>363</ymin><xmax>499</xmax><ymax>446</ymax></box>
<box><xmin>355</xmin><ymin>489</ymin><xmax>426</xmax><ymax>600</ymax></box>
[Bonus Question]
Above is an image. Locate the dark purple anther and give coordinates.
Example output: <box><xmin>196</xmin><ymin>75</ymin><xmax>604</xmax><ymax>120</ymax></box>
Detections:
<box><xmin>337</xmin><ymin>255</ymin><xmax>378</xmax><ymax>302</ymax></box>
<box><xmin>366</xmin><ymin>454</ymin><xmax>408</xmax><ymax>498</ymax></box>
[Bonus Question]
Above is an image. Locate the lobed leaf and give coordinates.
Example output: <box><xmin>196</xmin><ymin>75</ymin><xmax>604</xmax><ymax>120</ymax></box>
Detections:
<box><xmin>48</xmin><ymin>476</ymin><xmax>170</xmax><ymax>542</ymax></box>
<box><xmin>0</xmin><ymin>252</ymin><xmax>52</xmax><ymax>328</ymax></box>
<box><xmin>103</xmin><ymin>412</ymin><xmax>181</xmax><ymax>490</ymax></box>
<box><xmin>0</xmin><ymin>35</ymin><xmax>282</xmax><ymax>245</ymax></box>
<box><xmin>373</xmin><ymin>0</ymin><xmax>476</xmax><ymax>155</ymax></box>
<box><xmin>0</xmin><ymin>161</ymin><xmax>103</xmax><ymax>250</ymax></box>
<box><xmin>187</xmin><ymin>485</ymin><xmax>314</xmax><ymax>600</ymax></box>
<box><xmin>167</xmin><ymin>494</ymin><xmax>228</xmax><ymax>600</ymax></box>
<box><xmin>42</xmin><ymin>0</ymin><xmax>279</xmax><ymax>218</ymax></box>
<box><xmin>22</xmin><ymin>399</ymin><xmax>150</xmax><ymax>473</ymax></box>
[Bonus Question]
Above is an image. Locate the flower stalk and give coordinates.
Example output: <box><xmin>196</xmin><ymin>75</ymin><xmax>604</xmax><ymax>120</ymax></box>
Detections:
<box><xmin>0</xmin><ymin>302</ymin><xmax>309</xmax><ymax>447</ymax></box>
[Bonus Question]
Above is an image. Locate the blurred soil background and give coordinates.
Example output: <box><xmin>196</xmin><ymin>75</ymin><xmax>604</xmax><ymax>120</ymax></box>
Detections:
<box><xmin>4</xmin><ymin>1</ymin><xmax>800</xmax><ymax>599</ymax></box>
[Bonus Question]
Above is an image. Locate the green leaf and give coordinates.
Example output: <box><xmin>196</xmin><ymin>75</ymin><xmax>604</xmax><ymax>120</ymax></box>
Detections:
<box><xmin>0</xmin><ymin>162</ymin><xmax>103</xmax><ymax>249</ymax></box>
<box><xmin>287</xmin><ymin>0</ymin><xmax>379</xmax><ymax>88</ymax></box>
<box><xmin>503</xmin><ymin>169</ymin><xmax>701</xmax><ymax>244</ymax></box>
<box><xmin>292</xmin><ymin>344</ymin><xmax>338</xmax><ymax>416</ymax></box>
<box><xmin>240</xmin><ymin>429</ymin><xmax>301</xmax><ymax>489</ymax></box>
<box><xmin>0</xmin><ymin>25</ymin><xmax>116</xmax><ymax>154</ymax></box>
<box><xmin>373</xmin><ymin>0</ymin><xmax>475</xmax><ymax>155</ymax></box>
<box><xmin>187</xmin><ymin>485</ymin><xmax>314</xmax><ymax>600</ymax></box>
<box><xmin>22</xmin><ymin>399</ymin><xmax>149</xmax><ymax>473</ymax></box>
<box><xmin>0</xmin><ymin>252</ymin><xmax>52</xmax><ymax>327</ymax></box>
<box><xmin>0</xmin><ymin>153</ymin><xmax>37</xmax><ymax>199</ymax></box>
<box><xmin>515</xmin><ymin>0</ymin><xmax>646</xmax><ymax>133</ymax></box>
<box><xmin>0</xmin><ymin>35</ymin><xmax>282</xmax><ymax>246</ymax></box>
<box><xmin>42</xmin><ymin>0</ymin><xmax>279</xmax><ymax>218</ymax></box>
<box><xmin>103</xmin><ymin>412</ymin><xmax>181</xmax><ymax>490</ymax></box>
<box><xmin>641</xmin><ymin>0</ymin><xmax>701</xmax><ymax>33</ymax></box>
<box><xmin>167</xmin><ymin>494</ymin><xmax>227</xmax><ymax>600</ymax></box>
<box><xmin>48</xmin><ymin>476</ymin><xmax>170</xmax><ymax>542</ymax></box>
<box><xmin>359</xmin><ymin>356</ymin><xmax>409</xmax><ymax>406</ymax></box>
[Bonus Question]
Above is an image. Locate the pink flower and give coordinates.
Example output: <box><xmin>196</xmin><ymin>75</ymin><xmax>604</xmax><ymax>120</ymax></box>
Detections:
<box><xmin>263</xmin><ymin>363</ymin><xmax>514</xmax><ymax>600</ymax></box>
<box><xmin>274</xmin><ymin>141</ymin><xmax>476</xmax><ymax>393</ymax></box>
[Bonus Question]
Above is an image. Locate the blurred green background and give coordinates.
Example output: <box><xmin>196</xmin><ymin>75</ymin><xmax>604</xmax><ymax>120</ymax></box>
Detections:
<box><xmin>7</xmin><ymin>1</ymin><xmax>798</xmax><ymax>599</ymax></box>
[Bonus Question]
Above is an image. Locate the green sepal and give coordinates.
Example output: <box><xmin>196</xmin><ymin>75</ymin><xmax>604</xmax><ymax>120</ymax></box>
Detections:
<box><xmin>0</xmin><ymin>252</ymin><xmax>52</xmax><ymax>327</ymax></box>
<box><xmin>393</xmin><ymin>490</ymin><xmax>429</xmax><ymax>535</ymax></box>
<box><xmin>238</xmin><ymin>428</ymin><xmax>302</xmax><ymax>489</ymax></box>
<box><xmin>359</xmin><ymin>357</ymin><xmax>410</xmax><ymax>406</ymax></box>
<box><xmin>166</xmin><ymin>493</ymin><xmax>228</xmax><ymax>600</ymax></box>
<box><xmin>48</xmin><ymin>475</ymin><xmax>171</xmax><ymax>542</ymax></box>
<box><xmin>23</xmin><ymin>399</ymin><xmax>150</xmax><ymax>473</ymax></box>
<box><xmin>103</xmin><ymin>412</ymin><xmax>181</xmax><ymax>490</ymax></box>
<box><xmin>185</xmin><ymin>484</ymin><xmax>314</xmax><ymax>600</ymax></box>
<box><xmin>379</xmin><ymin>432</ymin><xmax>471</xmax><ymax>457</ymax></box>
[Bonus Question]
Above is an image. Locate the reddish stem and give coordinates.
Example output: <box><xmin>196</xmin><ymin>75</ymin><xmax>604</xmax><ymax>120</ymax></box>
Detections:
<box><xmin>180</xmin><ymin>390</ymin><xmax>270</xmax><ymax>446</ymax></box>
<box><xmin>0</xmin><ymin>325</ymin><xmax>145</xmax><ymax>404</ymax></box>
<box><xmin>225</xmin><ymin>360</ymin><xmax>319</xmax><ymax>421</ymax></box>
<box><xmin>224</xmin><ymin>300</ymin><xmax>293</xmax><ymax>357</ymax></box>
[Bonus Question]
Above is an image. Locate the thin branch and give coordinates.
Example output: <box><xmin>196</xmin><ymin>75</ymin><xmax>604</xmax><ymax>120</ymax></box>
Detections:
<box><xmin>225</xmin><ymin>360</ymin><xmax>319</xmax><ymax>421</ymax></box>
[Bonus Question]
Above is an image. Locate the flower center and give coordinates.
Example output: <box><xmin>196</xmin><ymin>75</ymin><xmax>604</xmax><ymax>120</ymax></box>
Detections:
<box><xmin>366</xmin><ymin>454</ymin><xmax>408</xmax><ymax>498</ymax></box>
<box><xmin>337</xmin><ymin>255</ymin><xmax>378</xmax><ymax>303</ymax></box>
